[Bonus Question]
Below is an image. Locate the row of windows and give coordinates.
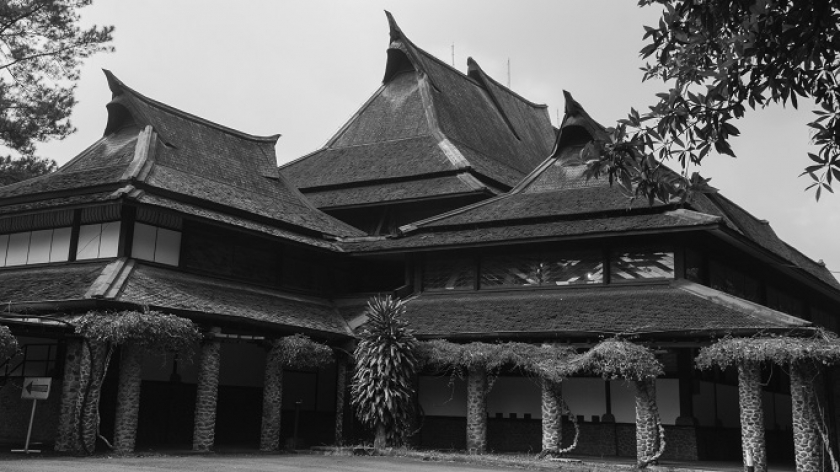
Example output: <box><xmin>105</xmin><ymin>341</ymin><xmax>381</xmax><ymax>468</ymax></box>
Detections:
<box><xmin>423</xmin><ymin>248</ymin><xmax>675</xmax><ymax>291</ymax></box>
<box><xmin>0</xmin><ymin>221</ymin><xmax>181</xmax><ymax>268</ymax></box>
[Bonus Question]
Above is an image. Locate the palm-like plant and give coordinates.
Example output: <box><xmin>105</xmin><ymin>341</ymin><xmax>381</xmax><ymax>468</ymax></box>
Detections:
<box><xmin>351</xmin><ymin>295</ymin><xmax>418</xmax><ymax>450</ymax></box>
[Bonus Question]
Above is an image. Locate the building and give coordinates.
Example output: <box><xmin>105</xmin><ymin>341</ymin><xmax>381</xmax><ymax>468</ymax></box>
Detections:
<box><xmin>0</xmin><ymin>13</ymin><xmax>838</xmax><ymax>463</ymax></box>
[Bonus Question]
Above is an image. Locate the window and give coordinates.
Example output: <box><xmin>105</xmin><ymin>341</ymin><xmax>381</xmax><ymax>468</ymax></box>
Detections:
<box><xmin>76</xmin><ymin>221</ymin><xmax>121</xmax><ymax>260</ymax></box>
<box><xmin>480</xmin><ymin>250</ymin><xmax>603</xmax><ymax>288</ymax></box>
<box><xmin>709</xmin><ymin>261</ymin><xmax>760</xmax><ymax>302</ymax></box>
<box><xmin>424</xmin><ymin>256</ymin><xmax>475</xmax><ymax>291</ymax></box>
<box><xmin>132</xmin><ymin>223</ymin><xmax>181</xmax><ymax>266</ymax></box>
<box><xmin>0</xmin><ymin>228</ymin><xmax>72</xmax><ymax>267</ymax></box>
<box><xmin>610</xmin><ymin>248</ymin><xmax>674</xmax><ymax>281</ymax></box>
<box><xmin>2</xmin><ymin>342</ymin><xmax>58</xmax><ymax>378</ymax></box>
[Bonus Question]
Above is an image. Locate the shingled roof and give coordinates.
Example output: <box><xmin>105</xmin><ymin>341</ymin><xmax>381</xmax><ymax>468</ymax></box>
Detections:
<box><xmin>0</xmin><ymin>259</ymin><xmax>352</xmax><ymax>337</ymax></box>
<box><xmin>345</xmin><ymin>92</ymin><xmax>839</xmax><ymax>293</ymax></box>
<box><xmin>398</xmin><ymin>281</ymin><xmax>809</xmax><ymax>339</ymax></box>
<box><xmin>0</xmin><ymin>71</ymin><xmax>363</xmax><ymax>244</ymax></box>
<box><xmin>280</xmin><ymin>12</ymin><xmax>555</xmax><ymax>210</ymax></box>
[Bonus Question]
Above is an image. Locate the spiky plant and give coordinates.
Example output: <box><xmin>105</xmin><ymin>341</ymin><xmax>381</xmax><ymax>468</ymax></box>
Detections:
<box><xmin>351</xmin><ymin>295</ymin><xmax>418</xmax><ymax>451</ymax></box>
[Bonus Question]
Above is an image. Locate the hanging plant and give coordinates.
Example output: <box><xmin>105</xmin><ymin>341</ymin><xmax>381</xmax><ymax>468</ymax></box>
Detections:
<box><xmin>72</xmin><ymin>309</ymin><xmax>200</xmax><ymax>455</ymax></box>
<box><xmin>695</xmin><ymin>330</ymin><xmax>840</xmax><ymax>370</ymax></box>
<box><xmin>0</xmin><ymin>324</ymin><xmax>18</xmax><ymax>362</ymax></box>
<box><xmin>273</xmin><ymin>334</ymin><xmax>333</xmax><ymax>370</ymax></box>
<box><xmin>575</xmin><ymin>337</ymin><xmax>665</xmax><ymax>468</ymax></box>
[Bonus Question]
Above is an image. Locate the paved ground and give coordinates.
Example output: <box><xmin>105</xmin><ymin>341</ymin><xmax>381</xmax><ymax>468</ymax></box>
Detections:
<box><xmin>0</xmin><ymin>455</ymin><xmax>520</xmax><ymax>472</ymax></box>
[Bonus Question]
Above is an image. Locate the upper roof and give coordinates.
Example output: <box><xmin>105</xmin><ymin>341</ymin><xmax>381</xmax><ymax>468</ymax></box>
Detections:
<box><xmin>344</xmin><ymin>92</ymin><xmax>840</xmax><ymax>293</ymax></box>
<box><xmin>280</xmin><ymin>12</ymin><xmax>556</xmax><ymax>210</ymax></box>
<box><xmin>0</xmin><ymin>71</ymin><xmax>364</xmax><ymax>242</ymax></box>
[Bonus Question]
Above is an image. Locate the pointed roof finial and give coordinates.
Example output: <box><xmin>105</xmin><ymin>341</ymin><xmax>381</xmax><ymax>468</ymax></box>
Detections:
<box><xmin>562</xmin><ymin>90</ymin><xmax>586</xmax><ymax>117</ymax></box>
<box><xmin>385</xmin><ymin>11</ymin><xmax>402</xmax><ymax>43</ymax></box>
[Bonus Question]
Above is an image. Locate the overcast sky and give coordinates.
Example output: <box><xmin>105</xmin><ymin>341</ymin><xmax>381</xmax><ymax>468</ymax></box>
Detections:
<box><xmin>34</xmin><ymin>0</ymin><xmax>840</xmax><ymax>280</ymax></box>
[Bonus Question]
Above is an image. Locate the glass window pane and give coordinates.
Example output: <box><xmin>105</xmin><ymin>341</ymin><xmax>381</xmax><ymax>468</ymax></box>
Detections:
<box><xmin>50</xmin><ymin>227</ymin><xmax>71</xmax><ymax>262</ymax></box>
<box><xmin>481</xmin><ymin>254</ymin><xmax>540</xmax><ymax>288</ymax></box>
<box><xmin>424</xmin><ymin>257</ymin><xmax>475</xmax><ymax>291</ymax></box>
<box><xmin>76</xmin><ymin>224</ymin><xmax>102</xmax><ymax>260</ymax></box>
<box><xmin>0</xmin><ymin>234</ymin><xmax>8</xmax><ymax>267</ymax></box>
<box><xmin>611</xmin><ymin>248</ymin><xmax>674</xmax><ymax>281</ymax></box>
<box><xmin>6</xmin><ymin>232</ymin><xmax>31</xmax><ymax>266</ymax></box>
<box><xmin>545</xmin><ymin>251</ymin><xmax>603</xmax><ymax>285</ymax></box>
<box><xmin>28</xmin><ymin>229</ymin><xmax>53</xmax><ymax>264</ymax></box>
<box><xmin>132</xmin><ymin>223</ymin><xmax>157</xmax><ymax>261</ymax></box>
<box><xmin>154</xmin><ymin>228</ymin><xmax>181</xmax><ymax>266</ymax></box>
<box><xmin>99</xmin><ymin>221</ymin><xmax>121</xmax><ymax>257</ymax></box>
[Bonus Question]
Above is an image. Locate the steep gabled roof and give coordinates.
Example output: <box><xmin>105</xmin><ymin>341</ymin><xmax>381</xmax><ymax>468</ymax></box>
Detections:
<box><xmin>280</xmin><ymin>12</ymin><xmax>555</xmax><ymax>209</ymax></box>
<box><xmin>0</xmin><ymin>71</ymin><xmax>364</xmax><ymax>243</ymax></box>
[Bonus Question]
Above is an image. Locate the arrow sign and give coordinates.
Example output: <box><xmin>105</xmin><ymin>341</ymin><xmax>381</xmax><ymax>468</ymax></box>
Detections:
<box><xmin>20</xmin><ymin>377</ymin><xmax>51</xmax><ymax>400</ymax></box>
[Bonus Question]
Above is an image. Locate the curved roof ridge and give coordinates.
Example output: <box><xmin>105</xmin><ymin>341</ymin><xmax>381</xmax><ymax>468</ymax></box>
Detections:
<box><xmin>466</xmin><ymin>57</ymin><xmax>548</xmax><ymax>109</ymax></box>
<box><xmin>103</xmin><ymin>70</ymin><xmax>280</xmax><ymax>144</ymax></box>
<box><xmin>383</xmin><ymin>11</ymin><xmax>481</xmax><ymax>88</ymax></box>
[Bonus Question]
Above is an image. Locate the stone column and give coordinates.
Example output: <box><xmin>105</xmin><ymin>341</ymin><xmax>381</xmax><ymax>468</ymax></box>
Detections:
<box><xmin>541</xmin><ymin>378</ymin><xmax>563</xmax><ymax>453</ymax></box>
<box><xmin>790</xmin><ymin>362</ymin><xmax>822</xmax><ymax>472</ymax></box>
<box><xmin>634</xmin><ymin>378</ymin><xmax>661</xmax><ymax>467</ymax></box>
<box><xmin>55</xmin><ymin>338</ymin><xmax>90</xmax><ymax>453</ymax></box>
<box><xmin>192</xmin><ymin>335</ymin><xmax>221</xmax><ymax>452</ymax></box>
<box><xmin>260</xmin><ymin>341</ymin><xmax>283</xmax><ymax>452</ymax></box>
<box><xmin>334</xmin><ymin>357</ymin><xmax>347</xmax><ymax>446</ymax></box>
<box><xmin>114</xmin><ymin>342</ymin><xmax>143</xmax><ymax>453</ymax></box>
<box><xmin>737</xmin><ymin>361</ymin><xmax>766</xmax><ymax>472</ymax></box>
<box><xmin>80</xmin><ymin>341</ymin><xmax>108</xmax><ymax>455</ymax></box>
<box><xmin>466</xmin><ymin>366</ymin><xmax>487</xmax><ymax>454</ymax></box>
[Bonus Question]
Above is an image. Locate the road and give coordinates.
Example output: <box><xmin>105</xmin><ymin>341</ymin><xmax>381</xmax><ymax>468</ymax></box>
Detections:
<box><xmin>0</xmin><ymin>455</ymin><xmax>519</xmax><ymax>472</ymax></box>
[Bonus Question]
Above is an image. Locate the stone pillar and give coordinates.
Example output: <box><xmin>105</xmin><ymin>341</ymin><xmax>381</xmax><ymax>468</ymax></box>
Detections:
<box><xmin>114</xmin><ymin>342</ymin><xmax>143</xmax><ymax>454</ymax></box>
<box><xmin>466</xmin><ymin>366</ymin><xmax>487</xmax><ymax>454</ymax></box>
<box><xmin>192</xmin><ymin>335</ymin><xmax>221</xmax><ymax>452</ymax></box>
<box><xmin>634</xmin><ymin>378</ymin><xmax>661</xmax><ymax>467</ymax></box>
<box><xmin>737</xmin><ymin>361</ymin><xmax>766</xmax><ymax>472</ymax></box>
<box><xmin>790</xmin><ymin>362</ymin><xmax>822</xmax><ymax>472</ymax></box>
<box><xmin>55</xmin><ymin>338</ymin><xmax>89</xmax><ymax>453</ymax></box>
<box><xmin>334</xmin><ymin>358</ymin><xmax>347</xmax><ymax>446</ymax></box>
<box><xmin>80</xmin><ymin>341</ymin><xmax>108</xmax><ymax>455</ymax></box>
<box><xmin>260</xmin><ymin>342</ymin><xmax>283</xmax><ymax>452</ymax></box>
<box><xmin>541</xmin><ymin>378</ymin><xmax>562</xmax><ymax>453</ymax></box>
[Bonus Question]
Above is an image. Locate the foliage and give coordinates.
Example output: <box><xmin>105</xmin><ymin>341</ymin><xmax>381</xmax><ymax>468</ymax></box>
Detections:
<box><xmin>0</xmin><ymin>324</ymin><xmax>17</xmax><ymax>361</ymax></box>
<box><xmin>273</xmin><ymin>334</ymin><xmax>333</xmax><ymax>370</ymax></box>
<box><xmin>417</xmin><ymin>340</ymin><xmax>578</xmax><ymax>384</ymax></box>
<box><xmin>0</xmin><ymin>154</ymin><xmax>56</xmax><ymax>186</ymax></box>
<box><xmin>586</xmin><ymin>0</ymin><xmax>840</xmax><ymax>202</ymax></box>
<box><xmin>696</xmin><ymin>330</ymin><xmax>840</xmax><ymax>370</ymax></box>
<box><xmin>0</xmin><ymin>0</ymin><xmax>113</xmax><ymax>185</ymax></box>
<box><xmin>575</xmin><ymin>338</ymin><xmax>663</xmax><ymax>381</ymax></box>
<box><xmin>351</xmin><ymin>295</ymin><xmax>419</xmax><ymax>448</ymax></box>
<box><xmin>73</xmin><ymin>310</ymin><xmax>200</xmax><ymax>353</ymax></box>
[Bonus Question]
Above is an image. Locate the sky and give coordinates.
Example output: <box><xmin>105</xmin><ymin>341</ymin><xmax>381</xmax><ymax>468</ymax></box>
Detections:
<box><xmin>32</xmin><ymin>0</ymin><xmax>840</xmax><ymax>280</ymax></box>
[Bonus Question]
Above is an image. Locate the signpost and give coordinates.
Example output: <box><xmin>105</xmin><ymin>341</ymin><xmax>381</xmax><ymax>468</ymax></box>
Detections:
<box><xmin>12</xmin><ymin>377</ymin><xmax>51</xmax><ymax>454</ymax></box>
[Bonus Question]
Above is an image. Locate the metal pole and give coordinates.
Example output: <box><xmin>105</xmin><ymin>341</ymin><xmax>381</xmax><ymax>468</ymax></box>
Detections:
<box><xmin>24</xmin><ymin>399</ymin><xmax>36</xmax><ymax>453</ymax></box>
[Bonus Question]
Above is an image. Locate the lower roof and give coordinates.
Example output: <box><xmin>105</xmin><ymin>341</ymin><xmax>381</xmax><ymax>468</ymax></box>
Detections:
<box><xmin>0</xmin><ymin>259</ymin><xmax>352</xmax><ymax>338</ymax></box>
<box><xmin>395</xmin><ymin>280</ymin><xmax>808</xmax><ymax>339</ymax></box>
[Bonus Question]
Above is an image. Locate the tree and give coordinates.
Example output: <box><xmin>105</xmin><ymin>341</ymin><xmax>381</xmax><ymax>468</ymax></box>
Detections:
<box><xmin>351</xmin><ymin>295</ymin><xmax>418</xmax><ymax>451</ymax></box>
<box><xmin>0</xmin><ymin>0</ymin><xmax>113</xmax><ymax>185</ymax></box>
<box><xmin>585</xmin><ymin>0</ymin><xmax>840</xmax><ymax>203</ymax></box>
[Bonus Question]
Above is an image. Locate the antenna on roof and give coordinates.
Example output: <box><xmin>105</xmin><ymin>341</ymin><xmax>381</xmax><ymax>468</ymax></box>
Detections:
<box><xmin>451</xmin><ymin>43</ymin><xmax>455</xmax><ymax>66</ymax></box>
<box><xmin>507</xmin><ymin>58</ymin><xmax>511</xmax><ymax>87</ymax></box>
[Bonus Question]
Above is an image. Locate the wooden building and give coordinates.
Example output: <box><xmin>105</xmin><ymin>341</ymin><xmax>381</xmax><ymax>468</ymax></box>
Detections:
<box><xmin>0</xmin><ymin>13</ymin><xmax>837</xmax><ymax>463</ymax></box>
